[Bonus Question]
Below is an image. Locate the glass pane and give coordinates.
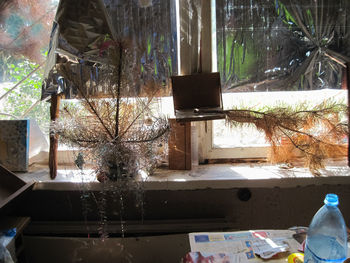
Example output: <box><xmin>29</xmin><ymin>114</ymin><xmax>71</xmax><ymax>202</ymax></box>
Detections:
<box><xmin>216</xmin><ymin>0</ymin><xmax>350</xmax><ymax>92</ymax></box>
<box><xmin>213</xmin><ymin>89</ymin><xmax>348</xmax><ymax>148</ymax></box>
<box><xmin>42</xmin><ymin>0</ymin><xmax>178</xmax><ymax>99</ymax></box>
<box><xmin>0</xmin><ymin>1</ymin><xmax>58</xmax><ymax>133</ymax></box>
<box><xmin>213</xmin><ymin>120</ymin><xmax>269</xmax><ymax>148</ymax></box>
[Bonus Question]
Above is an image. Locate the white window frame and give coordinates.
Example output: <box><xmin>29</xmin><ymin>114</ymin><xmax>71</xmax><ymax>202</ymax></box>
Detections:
<box><xmin>197</xmin><ymin>121</ymin><xmax>269</xmax><ymax>162</ymax></box>
<box><xmin>192</xmin><ymin>0</ymin><xmax>268</xmax><ymax>162</ymax></box>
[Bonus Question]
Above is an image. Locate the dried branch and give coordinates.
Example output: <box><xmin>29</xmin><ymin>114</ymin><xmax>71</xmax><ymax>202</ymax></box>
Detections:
<box><xmin>225</xmin><ymin>99</ymin><xmax>348</xmax><ymax>173</ymax></box>
<box><xmin>76</xmin><ymin>85</ymin><xmax>114</xmax><ymax>140</ymax></box>
<box><xmin>53</xmin><ymin>42</ymin><xmax>169</xmax><ymax>180</ymax></box>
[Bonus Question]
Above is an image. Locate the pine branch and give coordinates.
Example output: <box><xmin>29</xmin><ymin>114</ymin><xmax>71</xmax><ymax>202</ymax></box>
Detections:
<box><xmin>123</xmin><ymin>125</ymin><xmax>169</xmax><ymax>143</ymax></box>
<box><xmin>78</xmin><ymin>88</ymin><xmax>114</xmax><ymax>140</ymax></box>
<box><xmin>225</xmin><ymin>99</ymin><xmax>348</xmax><ymax>172</ymax></box>
<box><xmin>117</xmin><ymin>88</ymin><xmax>160</xmax><ymax>140</ymax></box>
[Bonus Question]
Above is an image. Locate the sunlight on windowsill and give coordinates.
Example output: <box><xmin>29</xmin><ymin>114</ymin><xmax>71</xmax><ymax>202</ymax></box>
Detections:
<box><xmin>20</xmin><ymin>159</ymin><xmax>350</xmax><ymax>191</ymax></box>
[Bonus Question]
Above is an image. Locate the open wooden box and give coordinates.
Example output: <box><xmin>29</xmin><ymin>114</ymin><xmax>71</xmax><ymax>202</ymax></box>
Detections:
<box><xmin>0</xmin><ymin>165</ymin><xmax>34</xmax><ymax>212</ymax></box>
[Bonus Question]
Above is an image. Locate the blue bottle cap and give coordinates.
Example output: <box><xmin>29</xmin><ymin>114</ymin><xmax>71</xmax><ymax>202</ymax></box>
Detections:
<box><xmin>324</xmin><ymin>193</ymin><xmax>339</xmax><ymax>206</ymax></box>
<box><xmin>3</xmin><ymin>228</ymin><xmax>16</xmax><ymax>237</ymax></box>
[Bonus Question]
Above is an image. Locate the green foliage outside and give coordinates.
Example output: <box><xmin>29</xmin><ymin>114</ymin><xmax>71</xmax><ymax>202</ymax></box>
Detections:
<box><xmin>217</xmin><ymin>34</ymin><xmax>257</xmax><ymax>84</ymax></box>
<box><xmin>0</xmin><ymin>0</ymin><xmax>58</xmax><ymax>135</ymax></box>
<box><xmin>0</xmin><ymin>58</ymin><xmax>50</xmax><ymax>134</ymax></box>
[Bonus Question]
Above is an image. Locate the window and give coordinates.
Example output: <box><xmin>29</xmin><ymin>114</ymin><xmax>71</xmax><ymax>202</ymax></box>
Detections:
<box><xmin>200</xmin><ymin>90</ymin><xmax>347</xmax><ymax>161</ymax></box>
<box><xmin>1</xmin><ymin>0</ymin><xmax>348</xmax><ymax>174</ymax></box>
<box><xmin>0</xmin><ymin>1</ymin><xmax>58</xmax><ymax>134</ymax></box>
<box><xmin>198</xmin><ymin>0</ymin><xmax>349</xmax><ymax>165</ymax></box>
<box><xmin>0</xmin><ymin>1</ymin><xmax>60</xmax><ymax>166</ymax></box>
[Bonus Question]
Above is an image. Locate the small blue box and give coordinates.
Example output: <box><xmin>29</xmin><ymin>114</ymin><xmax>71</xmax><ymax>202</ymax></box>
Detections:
<box><xmin>0</xmin><ymin>120</ymin><xmax>30</xmax><ymax>172</ymax></box>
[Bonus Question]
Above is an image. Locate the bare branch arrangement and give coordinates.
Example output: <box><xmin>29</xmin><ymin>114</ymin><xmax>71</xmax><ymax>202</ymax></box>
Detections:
<box><xmin>224</xmin><ymin>100</ymin><xmax>348</xmax><ymax>174</ymax></box>
<box><xmin>52</xmin><ymin>40</ymin><xmax>169</xmax><ymax>181</ymax></box>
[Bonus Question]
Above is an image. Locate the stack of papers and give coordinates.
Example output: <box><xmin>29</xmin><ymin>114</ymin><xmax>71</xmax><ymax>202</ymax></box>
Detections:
<box><xmin>187</xmin><ymin>230</ymin><xmax>301</xmax><ymax>263</ymax></box>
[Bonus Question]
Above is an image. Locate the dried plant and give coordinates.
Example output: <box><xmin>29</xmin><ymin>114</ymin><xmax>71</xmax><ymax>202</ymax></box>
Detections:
<box><xmin>53</xmin><ymin>40</ymin><xmax>169</xmax><ymax>181</ymax></box>
<box><xmin>224</xmin><ymin>100</ymin><xmax>348</xmax><ymax>175</ymax></box>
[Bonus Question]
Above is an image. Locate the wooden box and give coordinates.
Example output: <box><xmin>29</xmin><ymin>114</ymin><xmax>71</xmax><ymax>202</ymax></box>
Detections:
<box><xmin>168</xmin><ymin>119</ymin><xmax>191</xmax><ymax>170</ymax></box>
<box><xmin>0</xmin><ymin>165</ymin><xmax>34</xmax><ymax>212</ymax></box>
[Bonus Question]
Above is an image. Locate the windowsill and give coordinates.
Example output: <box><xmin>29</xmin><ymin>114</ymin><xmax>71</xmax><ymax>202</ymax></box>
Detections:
<box><xmin>18</xmin><ymin>161</ymin><xmax>350</xmax><ymax>191</ymax></box>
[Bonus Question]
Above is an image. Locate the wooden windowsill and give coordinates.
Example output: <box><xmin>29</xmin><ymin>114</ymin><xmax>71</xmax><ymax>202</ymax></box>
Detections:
<box><xmin>15</xmin><ymin>161</ymin><xmax>350</xmax><ymax>191</ymax></box>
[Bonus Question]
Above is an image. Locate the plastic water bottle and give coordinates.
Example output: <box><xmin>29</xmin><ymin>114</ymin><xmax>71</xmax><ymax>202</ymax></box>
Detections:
<box><xmin>304</xmin><ymin>193</ymin><xmax>348</xmax><ymax>263</ymax></box>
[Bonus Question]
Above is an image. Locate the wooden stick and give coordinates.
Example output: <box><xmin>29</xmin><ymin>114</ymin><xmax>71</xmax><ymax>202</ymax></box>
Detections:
<box><xmin>346</xmin><ymin>63</ymin><xmax>350</xmax><ymax>167</ymax></box>
<box><xmin>49</xmin><ymin>94</ymin><xmax>61</xmax><ymax>179</ymax></box>
<box><xmin>115</xmin><ymin>43</ymin><xmax>123</xmax><ymax>139</ymax></box>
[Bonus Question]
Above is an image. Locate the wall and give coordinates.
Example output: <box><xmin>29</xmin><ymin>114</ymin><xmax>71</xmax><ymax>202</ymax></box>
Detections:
<box><xmin>24</xmin><ymin>234</ymin><xmax>190</xmax><ymax>263</ymax></box>
<box><xmin>3</xmin><ymin>175</ymin><xmax>349</xmax><ymax>262</ymax></box>
<box><xmin>11</xmin><ymin>176</ymin><xmax>350</xmax><ymax>232</ymax></box>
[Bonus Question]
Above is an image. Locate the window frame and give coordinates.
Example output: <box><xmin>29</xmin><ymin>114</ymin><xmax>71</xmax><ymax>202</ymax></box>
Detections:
<box><xmin>23</xmin><ymin>0</ymin><xmax>350</xmax><ymax>168</ymax></box>
<box><xmin>198</xmin><ymin>121</ymin><xmax>269</xmax><ymax>162</ymax></box>
<box><xmin>195</xmin><ymin>0</ymin><xmax>269</xmax><ymax>162</ymax></box>
<box><xmin>196</xmin><ymin>0</ymin><xmax>349</xmax><ymax>164</ymax></box>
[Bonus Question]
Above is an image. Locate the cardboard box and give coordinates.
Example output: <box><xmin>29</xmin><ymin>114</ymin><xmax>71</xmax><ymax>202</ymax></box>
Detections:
<box><xmin>0</xmin><ymin>120</ymin><xmax>30</xmax><ymax>172</ymax></box>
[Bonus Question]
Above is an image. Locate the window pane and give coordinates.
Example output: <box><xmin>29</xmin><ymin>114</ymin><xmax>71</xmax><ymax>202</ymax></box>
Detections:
<box><xmin>42</xmin><ymin>0</ymin><xmax>178</xmax><ymax>99</ymax></box>
<box><xmin>213</xmin><ymin>120</ymin><xmax>268</xmax><ymax>148</ymax></box>
<box><xmin>216</xmin><ymin>0</ymin><xmax>350</xmax><ymax>92</ymax></box>
<box><xmin>0</xmin><ymin>1</ymin><xmax>58</xmax><ymax>133</ymax></box>
<box><xmin>104</xmin><ymin>0</ymin><xmax>178</xmax><ymax>87</ymax></box>
<box><xmin>213</xmin><ymin>89</ymin><xmax>347</xmax><ymax>148</ymax></box>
